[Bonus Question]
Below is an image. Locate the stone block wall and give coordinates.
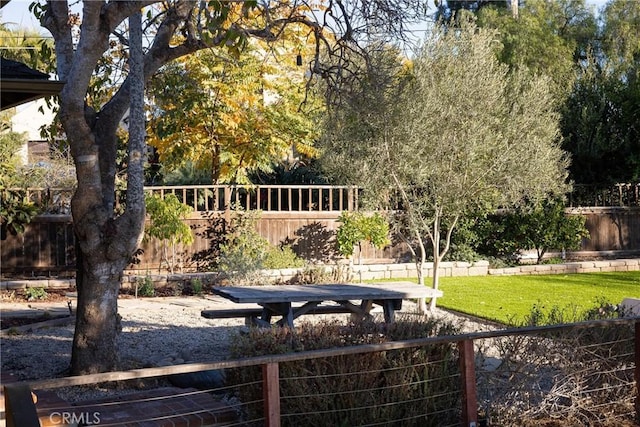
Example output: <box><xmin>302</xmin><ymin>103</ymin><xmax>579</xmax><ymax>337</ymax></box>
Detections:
<box><xmin>2</xmin><ymin>259</ymin><xmax>639</xmax><ymax>291</ymax></box>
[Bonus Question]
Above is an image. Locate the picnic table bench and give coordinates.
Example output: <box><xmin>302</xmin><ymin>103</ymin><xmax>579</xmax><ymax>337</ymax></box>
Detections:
<box><xmin>202</xmin><ymin>282</ymin><xmax>442</xmax><ymax>328</ymax></box>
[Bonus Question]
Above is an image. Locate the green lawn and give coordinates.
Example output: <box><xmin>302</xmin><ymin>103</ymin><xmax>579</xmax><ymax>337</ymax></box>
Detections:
<box><xmin>436</xmin><ymin>271</ymin><xmax>640</xmax><ymax>325</ymax></box>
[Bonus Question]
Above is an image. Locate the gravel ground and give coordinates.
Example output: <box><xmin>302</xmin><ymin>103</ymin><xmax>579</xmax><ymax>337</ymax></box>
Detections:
<box><xmin>1</xmin><ymin>295</ymin><xmax>497</xmax><ymax>383</ymax></box>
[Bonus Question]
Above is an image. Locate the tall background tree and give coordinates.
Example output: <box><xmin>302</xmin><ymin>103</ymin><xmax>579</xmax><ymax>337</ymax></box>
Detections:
<box><xmin>561</xmin><ymin>0</ymin><xmax>640</xmax><ymax>189</ymax></box>
<box><xmin>146</xmin><ymin>35</ymin><xmax>321</xmax><ymax>185</ymax></box>
<box><xmin>320</xmin><ymin>22</ymin><xmax>569</xmax><ymax>310</ymax></box>
<box><xmin>30</xmin><ymin>0</ymin><xmax>429</xmax><ymax>374</ymax></box>
<box><xmin>474</xmin><ymin>0</ymin><xmax>640</xmax><ymax>192</ymax></box>
<box><xmin>0</xmin><ymin>22</ymin><xmax>54</xmax><ymax>69</ymax></box>
<box><xmin>477</xmin><ymin>0</ymin><xmax>596</xmax><ymax>100</ymax></box>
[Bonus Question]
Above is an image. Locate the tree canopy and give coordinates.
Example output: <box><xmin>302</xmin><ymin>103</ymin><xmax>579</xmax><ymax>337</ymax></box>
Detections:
<box><xmin>147</xmin><ymin>36</ymin><xmax>321</xmax><ymax>184</ymax></box>
<box><xmin>321</xmin><ymin>22</ymin><xmax>569</xmax><ymax>309</ymax></box>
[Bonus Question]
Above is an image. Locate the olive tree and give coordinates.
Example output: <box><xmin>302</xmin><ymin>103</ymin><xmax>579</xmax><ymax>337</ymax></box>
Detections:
<box><xmin>321</xmin><ymin>22</ymin><xmax>570</xmax><ymax>310</ymax></box>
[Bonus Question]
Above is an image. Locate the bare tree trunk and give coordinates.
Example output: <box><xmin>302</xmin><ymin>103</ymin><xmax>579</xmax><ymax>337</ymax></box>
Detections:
<box><xmin>71</xmin><ymin>255</ymin><xmax>125</xmax><ymax>374</ymax></box>
<box><xmin>428</xmin><ymin>212</ymin><xmax>458</xmax><ymax>311</ymax></box>
<box><xmin>70</xmin><ymin>10</ymin><xmax>146</xmax><ymax>375</ymax></box>
<box><xmin>428</xmin><ymin>211</ymin><xmax>441</xmax><ymax>312</ymax></box>
<box><xmin>415</xmin><ymin>229</ymin><xmax>428</xmax><ymax>313</ymax></box>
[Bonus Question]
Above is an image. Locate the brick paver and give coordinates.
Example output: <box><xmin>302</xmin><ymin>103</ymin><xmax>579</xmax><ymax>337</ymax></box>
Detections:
<box><xmin>36</xmin><ymin>387</ymin><xmax>239</xmax><ymax>427</ymax></box>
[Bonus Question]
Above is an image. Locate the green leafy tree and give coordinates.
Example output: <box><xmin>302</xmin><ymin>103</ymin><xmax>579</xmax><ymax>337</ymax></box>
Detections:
<box><xmin>560</xmin><ymin>0</ymin><xmax>640</xmax><ymax>188</ymax></box>
<box><xmin>507</xmin><ymin>198</ymin><xmax>589</xmax><ymax>264</ymax></box>
<box><xmin>321</xmin><ymin>23</ymin><xmax>569</xmax><ymax>310</ymax></box>
<box><xmin>145</xmin><ymin>194</ymin><xmax>194</xmax><ymax>273</ymax></box>
<box><xmin>336</xmin><ymin>211</ymin><xmax>390</xmax><ymax>259</ymax></box>
<box><xmin>336</xmin><ymin>211</ymin><xmax>391</xmax><ymax>282</ymax></box>
<box><xmin>147</xmin><ymin>35</ymin><xmax>320</xmax><ymax>185</ymax></box>
<box><xmin>477</xmin><ymin>0</ymin><xmax>596</xmax><ymax>101</ymax></box>
<box><xmin>0</xmin><ymin>113</ymin><xmax>27</xmax><ymax>188</ymax></box>
<box><xmin>601</xmin><ymin>0</ymin><xmax>640</xmax><ymax>82</ymax></box>
<box><xmin>0</xmin><ymin>114</ymin><xmax>38</xmax><ymax>237</ymax></box>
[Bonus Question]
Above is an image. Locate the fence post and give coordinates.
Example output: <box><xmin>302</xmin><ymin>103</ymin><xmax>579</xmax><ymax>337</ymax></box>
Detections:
<box><xmin>4</xmin><ymin>384</ymin><xmax>40</xmax><ymax>427</ymax></box>
<box><xmin>635</xmin><ymin>321</ymin><xmax>639</xmax><ymax>422</ymax></box>
<box><xmin>458</xmin><ymin>339</ymin><xmax>478</xmax><ymax>427</ymax></box>
<box><xmin>224</xmin><ymin>186</ymin><xmax>231</xmax><ymax>223</ymax></box>
<box><xmin>262</xmin><ymin>362</ymin><xmax>281</xmax><ymax>427</ymax></box>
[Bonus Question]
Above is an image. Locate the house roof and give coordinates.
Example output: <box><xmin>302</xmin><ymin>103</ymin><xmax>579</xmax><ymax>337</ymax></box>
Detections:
<box><xmin>1</xmin><ymin>57</ymin><xmax>65</xmax><ymax>110</ymax></box>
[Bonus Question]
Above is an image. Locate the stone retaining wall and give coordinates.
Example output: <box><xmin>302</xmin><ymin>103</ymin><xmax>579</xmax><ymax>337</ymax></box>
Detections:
<box><xmin>3</xmin><ymin>259</ymin><xmax>640</xmax><ymax>291</ymax></box>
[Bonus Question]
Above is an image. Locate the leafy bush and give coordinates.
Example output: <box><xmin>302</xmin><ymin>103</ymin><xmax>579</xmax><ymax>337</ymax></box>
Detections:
<box><xmin>145</xmin><ymin>194</ymin><xmax>194</xmax><ymax>273</ymax></box>
<box><xmin>218</xmin><ymin>209</ymin><xmax>269</xmax><ymax>281</ymax></box>
<box><xmin>190</xmin><ymin>278</ymin><xmax>204</xmax><ymax>296</ymax></box>
<box><xmin>336</xmin><ymin>211</ymin><xmax>390</xmax><ymax>258</ymax></box>
<box><xmin>458</xmin><ymin>198</ymin><xmax>589</xmax><ymax>264</ymax></box>
<box><xmin>0</xmin><ymin>190</ymin><xmax>38</xmax><ymax>237</ymax></box>
<box><xmin>24</xmin><ymin>287</ymin><xmax>48</xmax><ymax>301</ymax></box>
<box><xmin>227</xmin><ymin>317</ymin><xmax>460</xmax><ymax>426</ymax></box>
<box><xmin>219</xmin><ymin>210</ymin><xmax>305</xmax><ymax>281</ymax></box>
<box><xmin>263</xmin><ymin>245</ymin><xmax>305</xmax><ymax>269</ymax></box>
<box><xmin>135</xmin><ymin>276</ymin><xmax>155</xmax><ymax>297</ymax></box>
<box><xmin>505</xmin><ymin>198</ymin><xmax>589</xmax><ymax>264</ymax></box>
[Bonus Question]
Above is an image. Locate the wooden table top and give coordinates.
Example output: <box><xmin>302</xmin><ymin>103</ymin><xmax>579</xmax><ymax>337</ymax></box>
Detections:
<box><xmin>212</xmin><ymin>282</ymin><xmax>442</xmax><ymax>304</ymax></box>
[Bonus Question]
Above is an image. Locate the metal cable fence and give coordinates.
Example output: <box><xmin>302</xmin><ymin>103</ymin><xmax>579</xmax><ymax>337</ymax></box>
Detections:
<box><xmin>5</xmin><ymin>318</ymin><xmax>638</xmax><ymax>427</ymax></box>
<box><xmin>276</xmin><ymin>351</ymin><xmax>462</xmax><ymax>426</ymax></box>
<box><xmin>475</xmin><ymin>321</ymin><xmax>637</xmax><ymax>426</ymax></box>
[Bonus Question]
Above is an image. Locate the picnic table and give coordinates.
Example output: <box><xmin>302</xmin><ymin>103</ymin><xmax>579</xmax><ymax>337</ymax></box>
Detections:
<box><xmin>202</xmin><ymin>281</ymin><xmax>443</xmax><ymax>328</ymax></box>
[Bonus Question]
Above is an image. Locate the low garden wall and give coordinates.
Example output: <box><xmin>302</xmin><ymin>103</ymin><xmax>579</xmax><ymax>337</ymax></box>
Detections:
<box><xmin>3</xmin><ymin>258</ymin><xmax>639</xmax><ymax>291</ymax></box>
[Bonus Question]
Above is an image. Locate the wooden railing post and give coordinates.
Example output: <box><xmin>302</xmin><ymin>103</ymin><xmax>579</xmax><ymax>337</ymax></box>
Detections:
<box><xmin>262</xmin><ymin>362</ymin><xmax>281</xmax><ymax>427</ymax></box>
<box><xmin>224</xmin><ymin>186</ymin><xmax>231</xmax><ymax>223</ymax></box>
<box><xmin>635</xmin><ymin>321</ymin><xmax>639</xmax><ymax>423</ymax></box>
<box><xmin>4</xmin><ymin>384</ymin><xmax>40</xmax><ymax>427</ymax></box>
<box><xmin>458</xmin><ymin>339</ymin><xmax>478</xmax><ymax>427</ymax></box>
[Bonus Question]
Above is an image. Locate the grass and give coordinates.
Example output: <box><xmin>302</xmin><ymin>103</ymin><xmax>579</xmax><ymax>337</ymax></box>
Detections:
<box><xmin>377</xmin><ymin>271</ymin><xmax>640</xmax><ymax>325</ymax></box>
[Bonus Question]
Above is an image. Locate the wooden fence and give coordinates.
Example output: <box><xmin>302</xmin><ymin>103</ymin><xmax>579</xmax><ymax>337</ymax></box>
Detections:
<box><xmin>4</xmin><ymin>317</ymin><xmax>638</xmax><ymax>426</ymax></box>
<box><xmin>3</xmin><ymin>185</ymin><xmax>640</xmax><ymax>275</ymax></box>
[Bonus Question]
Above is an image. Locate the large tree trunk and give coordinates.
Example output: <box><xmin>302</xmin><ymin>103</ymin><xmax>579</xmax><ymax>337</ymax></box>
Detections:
<box><xmin>71</xmin><ymin>248</ymin><xmax>126</xmax><ymax>374</ymax></box>
<box><xmin>65</xmin><ymin>9</ymin><xmax>147</xmax><ymax>375</ymax></box>
<box><xmin>70</xmin><ymin>206</ymin><xmax>144</xmax><ymax>374</ymax></box>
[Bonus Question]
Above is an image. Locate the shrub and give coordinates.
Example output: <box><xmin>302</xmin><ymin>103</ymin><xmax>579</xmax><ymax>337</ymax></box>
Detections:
<box><xmin>227</xmin><ymin>316</ymin><xmax>460</xmax><ymax>426</ymax></box>
<box><xmin>336</xmin><ymin>211</ymin><xmax>390</xmax><ymax>258</ymax></box>
<box><xmin>294</xmin><ymin>263</ymin><xmax>350</xmax><ymax>284</ymax></box>
<box><xmin>481</xmin><ymin>299</ymin><xmax>635</xmax><ymax>425</ymax></box>
<box><xmin>462</xmin><ymin>198</ymin><xmax>589</xmax><ymax>264</ymax></box>
<box><xmin>24</xmin><ymin>287</ymin><xmax>48</xmax><ymax>301</ymax></box>
<box><xmin>145</xmin><ymin>194</ymin><xmax>194</xmax><ymax>273</ymax></box>
<box><xmin>190</xmin><ymin>278</ymin><xmax>204</xmax><ymax>296</ymax></box>
<box><xmin>219</xmin><ymin>209</ymin><xmax>306</xmax><ymax>282</ymax></box>
<box><xmin>218</xmin><ymin>209</ymin><xmax>269</xmax><ymax>282</ymax></box>
<box><xmin>0</xmin><ymin>190</ymin><xmax>39</xmax><ymax>238</ymax></box>
<box><xmin>263</xmin><ymin>245</ymin><xmax>305</xmax><ymax>269</ymax></box>
<box><xmin>135</xmin><ymin>276</ymin><xmax>155</xmax><ymax>297</ymax></box>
